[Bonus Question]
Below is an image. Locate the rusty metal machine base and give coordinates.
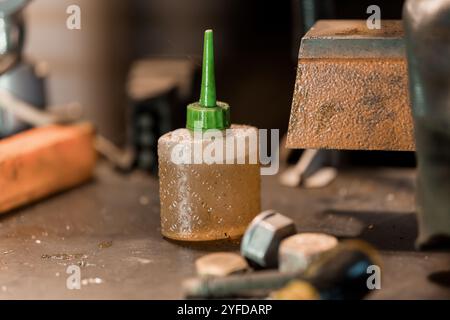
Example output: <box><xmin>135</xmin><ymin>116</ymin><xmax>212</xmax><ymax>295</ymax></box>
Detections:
<box><xmin>287</xmin><ymin>20</ymin><xmax>415</xmax><ymax>151</ymax></box>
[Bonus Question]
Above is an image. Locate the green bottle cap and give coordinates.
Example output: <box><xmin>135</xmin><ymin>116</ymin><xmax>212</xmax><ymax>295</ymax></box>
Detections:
<box><xmin>186</xmin><ymin>29</ymin><xmax>231</xmax><ymax>131</ymax></box>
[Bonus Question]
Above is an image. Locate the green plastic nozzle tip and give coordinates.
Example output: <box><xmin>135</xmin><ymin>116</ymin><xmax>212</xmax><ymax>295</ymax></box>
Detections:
<box><xmin>186</xmin><ymin>29</ymin><xmax>231</xmax><ymax>131</ymax></box>
<box><xmin>200</xmin><ymin>29</ymin><xmax>216</xmax><ymax>107</ymax></box>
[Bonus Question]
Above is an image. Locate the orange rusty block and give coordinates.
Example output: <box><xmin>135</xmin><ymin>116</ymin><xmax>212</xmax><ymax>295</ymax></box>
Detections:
<box><xmin>0</xmin><ymin>123</ymin><xmax>96</xmax><ymax>214</ymax></box>
<box><xmin>287</xmin><ymin>20</ymin><xmax>415</xmax><ymax>151</ymax></box>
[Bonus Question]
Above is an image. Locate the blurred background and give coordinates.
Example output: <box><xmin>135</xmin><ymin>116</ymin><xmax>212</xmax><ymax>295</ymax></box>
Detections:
<box><xmin>22</xmin><ymin>0</ymin><xmax>410</xmax><ymax>170</ymax></box>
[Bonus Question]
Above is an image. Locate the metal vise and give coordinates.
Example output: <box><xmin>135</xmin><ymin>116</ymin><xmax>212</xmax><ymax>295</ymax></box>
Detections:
<box><xmin>287</xmin><ymin>9</ymin><xmax>450</xmax><ymax>248</ymax></box>
<box><xmin>287</xmin><ymin>20</ymin><xmax>414</xmax><ymax>151</ymax></box>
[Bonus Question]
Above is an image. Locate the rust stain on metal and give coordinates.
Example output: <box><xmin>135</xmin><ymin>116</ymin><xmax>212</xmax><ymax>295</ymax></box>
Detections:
<box><xmin>287</xmin><ymin>58</ymin><xmax>415</xmax><ymax>151</ymax></box>
<box><xmin>287</xmin><ymin>20</ymin><xmax>414</xmax><ymax>151</ymax></box>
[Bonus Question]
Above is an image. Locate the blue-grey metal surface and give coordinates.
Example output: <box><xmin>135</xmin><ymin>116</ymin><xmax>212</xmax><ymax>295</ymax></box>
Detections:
<box><xmin>300</xmin><ymin>20</ymin><xmax>405</xmax><ymax>59</ymax></box>
<box><xmin>0</xmin><ymin>61</ymin><xmax>47</xmax><ymax>137</ymax></box>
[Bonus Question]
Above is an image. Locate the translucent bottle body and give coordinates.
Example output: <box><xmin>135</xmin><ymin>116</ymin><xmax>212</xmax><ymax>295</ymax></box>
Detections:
<box><xmin>158</xmin><ymin>125</ymin><xmax>261</xmax><ymax>241</ymax></box>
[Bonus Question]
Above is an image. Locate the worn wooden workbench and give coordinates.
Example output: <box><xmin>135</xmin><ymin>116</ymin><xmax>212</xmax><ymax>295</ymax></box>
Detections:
<box><xmin>0</xmin><ymin>164</ymin><xmax>449</xmax><ymax>299</ymax></box>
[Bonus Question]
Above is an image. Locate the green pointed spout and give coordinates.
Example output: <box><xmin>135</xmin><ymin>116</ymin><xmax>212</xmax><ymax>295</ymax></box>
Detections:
<box><xmin>200</xmin><ymin>29</ymin><xmax>217</xmax><ymax>108</ymax></box>
<box><xmin>186</xmin><ymin>29</ymin><xmax>230</xmax><ymax>131</ymax></box>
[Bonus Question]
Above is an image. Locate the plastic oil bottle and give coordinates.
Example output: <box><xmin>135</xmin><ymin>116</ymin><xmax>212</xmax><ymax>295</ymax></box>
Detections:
<box><xmin>158</xmin><ymin>30</ymin><xmax>261</xmax><ymax>241</ymax></box>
